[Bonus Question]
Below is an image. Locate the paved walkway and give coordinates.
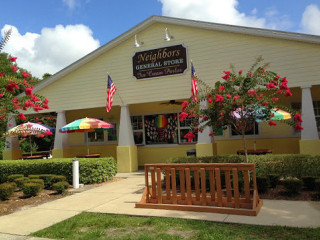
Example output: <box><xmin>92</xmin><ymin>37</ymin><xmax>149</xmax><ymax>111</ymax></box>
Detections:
<box><xmin>0</xmin><ymin>171</ymin><xmax>319</xmax><ymax>239</ymax></box>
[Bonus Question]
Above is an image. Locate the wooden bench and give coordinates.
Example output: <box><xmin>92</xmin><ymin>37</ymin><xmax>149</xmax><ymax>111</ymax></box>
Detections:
<box><xmin>237</xmin><ymin>149</ymin><xmax>272</xmax><ymax>155</ymax></box>
<box><xmin>21</xmin><ymin>152</ymin><xmax>51</xmax><ymax>159</ymax></box>
<box><xmin>136</xmin><ymin>163</ymin><xmax>263</xmax><ymax>216</ymax></box>
<box><xmin>75</xmin><ymin>153</ymin><xmax>101</xmax><ymax>158</ymax></box>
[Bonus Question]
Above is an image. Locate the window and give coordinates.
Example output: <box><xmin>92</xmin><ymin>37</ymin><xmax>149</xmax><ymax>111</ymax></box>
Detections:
<box><xmin>179</xmin><ymin>115</ymin><xmax>197</xmax><ymax>143</ymax></box>
<box><xmin>88</xmin><ymin>129</ymin><xmax>104</xmax><ymax>142</ymax></box>
<box><xmin>313</xmin><ymin>101</ymin><xmax>320</xmax><ymax>132</ymax></box>
<box><xmin>87</xmin><ymin>119</ymin><xmax>117</xmax><ymax>143</ymax></box>
<box><xmin>106</xmin><ymin>123</ymin><xmax>117</xmax><ymax>141</ymax></box>
<box><xmin>144</xmin><ymin>113</ymin><xmax>178</xmax><ymax>145</ymax></box>
<box><xmin>131</xmin><ymin>116</ymin><xmax>144</xmax><ymax>144</ymax></box>
<box><xmin>231</xmin><ymin>122</ymin><xmax>259</xmax><ymax>136</ymax></box>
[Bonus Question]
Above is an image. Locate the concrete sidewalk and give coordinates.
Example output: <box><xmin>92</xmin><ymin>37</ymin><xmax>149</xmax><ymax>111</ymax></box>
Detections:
<box><xmin>0</xmin><ymin>171</ymin><xmax>319</xmax><ymax>238</ymax></box>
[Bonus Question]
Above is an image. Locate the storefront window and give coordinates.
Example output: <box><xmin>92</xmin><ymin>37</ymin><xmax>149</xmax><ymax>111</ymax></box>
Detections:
<box><xmin>179</xmin><ymin>115</ymin><xmax>197</xmax><ymax>143</ymax></box>
<box><xmin>145</xmin><ymin>113</ymin><xmax>178</xmax><ymax>145</ymax></box>
<box><xmin>131</xmin><ymin>116</ymin><xmax>144</xmax><ymax>145</ymax></box>
<box><xmin>231</xmin><ymin>122</ymin><xmax>259</xmax><ymax>136</ymax></box>
<box><xmin>313</xmin><ymin>101</ymin><xmax>320</xmax><ymax>132</ymax></box>
<box><xmin>88</xmin><ymin>121</ymin><xmax>117</xmax><ymax>143</ymax></box>
<box><xmin>107</xmin><ymin>123</ymin><xmax>117</xmax><ymax>141</ymax></box>
<box><xmin>88</xmin><ymin>129</ymin><xmax>104</xmax><ymax>142</ymax></box>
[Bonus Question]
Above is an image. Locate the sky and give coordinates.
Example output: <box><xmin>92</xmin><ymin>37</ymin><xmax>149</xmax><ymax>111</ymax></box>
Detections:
<box><xmin>1</xmin><ymin>0</ymin><xmax>320</xmax><ymax>78</ymax></box>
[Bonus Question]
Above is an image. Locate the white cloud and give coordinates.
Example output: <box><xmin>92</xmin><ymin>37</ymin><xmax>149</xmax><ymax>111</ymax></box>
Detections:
<box><xmin>1</xmin><ymin>24</ymin><xmax>100</xmax><ymax>78</ymax></box>
<box><xmin>159</xmin><ymin>0</ymin><xmax>266</xmax><ymax>28</ymax></box>
<box><xmin>159</xmin><ymin>0</ymin><xmax>298</xmax><ymax>32</ymax></box>
<box><xmin>301</xmin><ymin>4</ymin><xmax>320</xmax><ymax>35</ymax></box>
<box><xmin>264</xmin><ymin>8</ymin><xmax>292</xmax><ymax>31</ymax></box>
<box><xmin>63</xmin><ymin>0</ymin><xmax>77</xmax><ymax>10</ymax></box>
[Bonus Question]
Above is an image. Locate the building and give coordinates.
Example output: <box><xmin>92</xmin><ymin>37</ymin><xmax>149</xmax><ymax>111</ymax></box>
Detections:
<box><xmin>4</xmin><ymin>16</ymin><xmax>320</xmax><ymax>172</ymax></box>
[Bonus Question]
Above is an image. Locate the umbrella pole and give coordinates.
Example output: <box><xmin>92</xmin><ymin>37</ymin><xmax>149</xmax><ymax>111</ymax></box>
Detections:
<box><xmin>87</xmin><ymin>132</ymin><xmax>90</xmax><ymax>155</ymax></box>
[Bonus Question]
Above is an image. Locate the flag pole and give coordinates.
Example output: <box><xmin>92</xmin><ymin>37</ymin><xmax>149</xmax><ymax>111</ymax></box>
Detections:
<box><xmin>107</xmin><ymin>72</ymin><xmax>124</xmax><ymax>104</ymax></box>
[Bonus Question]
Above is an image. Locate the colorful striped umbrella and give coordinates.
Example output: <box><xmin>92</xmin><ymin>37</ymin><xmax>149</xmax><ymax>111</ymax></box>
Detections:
<box><xmin>60</xmin><ymin>118</ymin><xmax>113</xmax><ymax>133</ymax></box>
<box><xmin>5</xmin><ymin>122</ymin><xmax>55</xmax><ymax>156</ymax></box>
<box><xmin>232</xmin><ymin>107</ymin><xmax>291</xmax><ymax>151</ymax></box>
<box><xmin>60</xmin><ymin>118</ymin><xmax>114</xmax><ymax>155</ymax></box>
<box><xmin>255</xmin><ymin>108</ymin><xmax>291</xmax><ymax>122</ymax></box>
<box><xmin>6</xmin><ymin>122</ymin><xmax>55</xmax><ymax>137</ymax></box>
<box><xmin>233</xmin><ymin>108</ymin><xmax>291</xmax><ymax>121</ymax></box>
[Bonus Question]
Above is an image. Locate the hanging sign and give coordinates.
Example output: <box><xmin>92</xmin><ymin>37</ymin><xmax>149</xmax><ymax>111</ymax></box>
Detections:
<box><xmin>132</xmin><ymin>44</ymin><xmax>187</xmax><ymax>80</ymax></box>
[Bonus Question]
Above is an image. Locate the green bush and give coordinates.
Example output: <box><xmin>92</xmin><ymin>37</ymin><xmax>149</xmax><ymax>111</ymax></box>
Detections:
<box><xmin>38</xmin><ymin>174</ymin><xmax>55</xmax><ymax>189</ymax></box>
<box><xmin>29</xmin><ymin>179</ymin><xmax>45</xmax><ymax>189</ymax></box>
<box><xmin>256</xmin><ymin>176</ymin><xmax>269</xmax><ymax>193</ymax></box>
<box><xmin>8</xmin><ymin>182</ymin><xmax>17</xmax><ymax>189</ymax></box>
<box><xmin>22</xmin><ymin>183</ymin><xmax>42</xmax><ymax>197</ymax></box>
<box><xmin>52</xmin><ymin>181</ymin><xmax>69</xmax><ymax>194</ymax></box>
<box><xmin>28</xmin><ymin>175</ymin><xmax>41</xmax><ymax>179</ymax></box>
<box><xmin>7</xmin><ymin>174</ymin><xmax>24</xmax><ymax>182</ymax></box>
<box><xmin>0</xmin><ymin>183</ymin><xmax>15</xmax><ymax>200</ymax></box>
<box><xmin>14</xmin><ymin>177</ymin><xmax>30</xmax><ymax>188</ymax></box>
<box><xmin>0</xmin><ymin>158</ymin><xmax>117</xmax><ymax>185</ymax></box>
<box><xmin>51</xmin><ymin>175</ymin><xmax>67</xmax><ymax>184</ymax></box>
<box><xmin>301</xmin><ymin>176</ymin><xmax>316</xmax><ymax>191</ymax></box>
<box><xmin>282</xmin><ymin>178</ymin><xmax>303</xmax><ymax>194</ymax></box>
<box><xmin>266</xmin><ymin>174</ymin><xmax>280</xmax><ymax>188</ymax></box>
<box><xmin>167</xmin><ymin>154</ymin><xmax>320</xmax><ymax>179</ymax></box>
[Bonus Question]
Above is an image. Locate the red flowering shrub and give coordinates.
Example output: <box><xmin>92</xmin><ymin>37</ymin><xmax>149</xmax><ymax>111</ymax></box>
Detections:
<box><xmin>0</xmin><ymin>30</ymin><xmax>50</xmax><ymax>139</ymax></box>
<box><xmin>181</xmin><ymin>56</ymin><xmax>302</xmax><ymax>161</ymax></box>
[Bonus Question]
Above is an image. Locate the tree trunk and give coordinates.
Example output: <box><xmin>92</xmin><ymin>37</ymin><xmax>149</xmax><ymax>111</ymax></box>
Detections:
<box><xmin>242</xmin><ymin>129</ymin><xmax>248</xmax><ymax>163</ymax></box>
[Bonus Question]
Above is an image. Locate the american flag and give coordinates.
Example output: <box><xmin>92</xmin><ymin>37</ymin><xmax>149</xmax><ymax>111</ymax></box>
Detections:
<box><xmin>106</xmin><ymin>74</ymin><xmax>116</xmax><ymax>113</ymax></box>
<box><xmin>191</xmin><ymin>63</ymin><xmax>198</xmax><ymax>102</ymax></box>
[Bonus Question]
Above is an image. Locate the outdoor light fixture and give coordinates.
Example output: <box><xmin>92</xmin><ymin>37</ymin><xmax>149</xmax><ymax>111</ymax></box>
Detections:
<box><xmin>164</xmin><ymin>28</ymin><xmax>174</xmax><ymax>41</ymax></box>
<box><xmin>134</xmin><ymin>34</ymin><xmax>143</xmax><ymax>47</ymax></box>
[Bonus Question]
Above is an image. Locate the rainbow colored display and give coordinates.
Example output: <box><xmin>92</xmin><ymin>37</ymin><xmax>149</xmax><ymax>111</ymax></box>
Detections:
<box><xmin>155</xmin><ymin>115</ymin><xmax>168</xmax><ymax>128</ymax></box>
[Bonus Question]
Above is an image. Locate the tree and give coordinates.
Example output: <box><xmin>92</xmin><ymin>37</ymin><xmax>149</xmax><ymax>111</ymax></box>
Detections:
<box><xmin>0</xmin><ymin>29</ymin><xmax>51</xmax><ymax>155</ymax></box>
<box><xmin>42</xmin><ymin>73</ymin><xmax>52</xmax><ymax>80</ymax></box>
<box><xmin>181</xmin><ymin>57</ymin><xmax>303</xmax><ymax>162</ymax></box>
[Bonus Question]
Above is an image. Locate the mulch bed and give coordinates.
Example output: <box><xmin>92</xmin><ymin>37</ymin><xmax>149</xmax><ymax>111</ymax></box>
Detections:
<box><xmin>259</xmin><ymin>185</ymin><xmax>320</xmax><ymax>201</ymax></box>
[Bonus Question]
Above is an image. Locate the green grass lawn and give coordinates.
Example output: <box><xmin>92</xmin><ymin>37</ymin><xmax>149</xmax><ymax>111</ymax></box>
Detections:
<box><xmin>31</xmin><ymin>212</ymin><xmax>320</xmax><ymax>240</ymax></box>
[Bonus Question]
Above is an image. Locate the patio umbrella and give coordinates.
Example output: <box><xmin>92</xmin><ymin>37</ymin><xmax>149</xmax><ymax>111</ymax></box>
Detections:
<box><xmin>5</xmin><ymin>122</ymin><xmax>55</xmax><ymax>156</ymax></box>
<box><xmin>232</xmin><ymin>107</ymin><xmax>291</xmax><ymax>151</ymax></box>
<box><xmin>60</xmin><ymin>117</ymin><xmax>114</xmax><ymax>154</ymax></box>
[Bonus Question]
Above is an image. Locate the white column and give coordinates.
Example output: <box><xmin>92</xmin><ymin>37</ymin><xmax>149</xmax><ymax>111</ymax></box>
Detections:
<box><xmin>118</xmin><ymin>104</ymin><xmax>134</xmax><ymax>146</ymax></box>
<box><xmin>5</xmin><ymin>115</ymin><xmax>20</xmax><ymax>150</ymax></box>
<box><xmin>54</xmin><ymin>110</ymin><xmax>69</xmax><ymax>149</ymax></box>
<box><xmin>197</xmin><ymin>100</ymin><xmax>213</xmax><ymax>143</ymax></box>
<box><xmin>301</xmin><ymin>85</ymin><xmax>319</xmax><ymax>140</ymax></box>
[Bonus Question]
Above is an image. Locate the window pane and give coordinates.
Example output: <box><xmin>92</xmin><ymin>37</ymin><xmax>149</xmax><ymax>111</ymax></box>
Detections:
<box><xmin>316</xmin><ymin>117</ymin><xmax>320</xmax><ymax>132</ymax></box>
<box><xmin>179</xmin><ymin>114</ymin><xmax>195</xmax><ymax>127</ymax></box>
<box><xmin>107</xmin><ymin>123</ymin><xmax>117</xmax><ymax>141</ymax></box>
<box><xmin>145</xmin><ymin>113</ymin><xmax>178</xmax><ymax>145</ymax></box>
<box><xmin>215</xmin><ymin>128</ymin><xmax>223</xmax><ymax>136</ymax></box>
<box><xmin>180</xmin><ymin>129</ymin><xmax>197</xmax><ymax>143</ymax></box>
<box><xmin>88</xmin><ymin>130</ymin><xmax>104</xmax><ymax>142</ymax></box>
<box><xmin>134</xmin><ymin>131</ymin><xmax>143</xmax><ymax>144</ymax></box>
<box><xmin>131</xmin><ymin>116</ymin><xmax>143</xmax><ymax>130</ymax></box>
<box><xmin>231</xmin><ymin>122</ymin><xmax>258</xmax><ymax>136</ymax></box>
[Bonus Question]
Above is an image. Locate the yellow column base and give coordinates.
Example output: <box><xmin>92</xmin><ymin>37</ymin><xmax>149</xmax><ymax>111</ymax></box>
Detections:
<box><xmin>52</xmin><ymin>148</ymin><xmax>71</xmax><ymax>158</ymax></box>
<box><xmin>2</xmin><ymin>149</ymin><xmax>22</xmax><ymax>160</ymax></box>
<box><xmin>196</xmin><ymin>143</ymin><xmax>217</xmax><ymax>157</ymax></box>
<box><xmin>117</xmin><ymin>145</ymin><xmax>138</xmax><ymax>173</ymax></box>
<box><xmin>299</xmin><ymin>140</ymin><xmax>320</xmax><ymax>155</ymax></box>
